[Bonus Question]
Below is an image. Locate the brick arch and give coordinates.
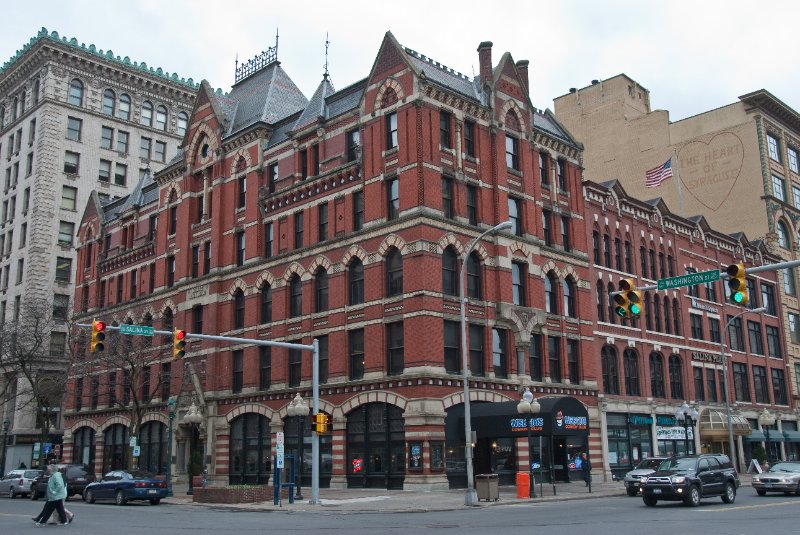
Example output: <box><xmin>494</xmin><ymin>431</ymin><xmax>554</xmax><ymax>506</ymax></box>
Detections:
<box><xmin>337</xmin><ymin>392</ymin><xmax>409</xmax><ymax>421</ymax></box>
<box><xmin>341</xmin><ymin>245</ymin><xmax>368</xmax><ymax>267</ymax></box>
<box><xmin>159</xmin><ymin>300</ymin><xmax>177</xmax><ymax>318</ymax></box>
<box><xmin>230</xmin><ymin>148</ymin><xmax>254</xmax><ymax>174</ymax></box>
<box><xmin>307</xmin><ymin>255</ymin><xmax>333</xmax><ymax>274</ymax></box>
<box><xmin>254</xmin><ymin>270</ymin><xmax>277</xmax><ymax>289</ymax></box>
<box><xmin>187</xmin><ymin>122</ymin><xmax>218</xmax><ymax>165</ymax></box>
<box><xmin>139</xmin><ymin>305</ymin><xmax>157</xmax><ymax>321</ymax></box>
<box><xmin>438</xmin><ymin>233</ymin><xmax>465</xmax><ymax>256</ymax></box>
<box><xmin>373</xmin><ymin>78</ymin><xmax>404</xmax><ymax>113</ymax></box>
<box><xmin>226</xmin><ymin>278</ymin><xmax>248</xmax><ymax>298</ymax></box>
<box><xmin>99</xmin><ymin>415</ymin><xmax>132</xmax><ymax>433</ymax></box>
<box><xmin>281</xmin><ymin>262</ymin><xmax>307</xmax><ymax>283</ymax></box>
<box><xmin>540</xmin><ymin>260</ymin><xmax>560</xmax><ymax>279</ymax></box>
<box><xmin>163</xmin><ymin>185</ymin><xmax>181</xmax><ymax>208</ymax></box>
<box><xmin>441</xmin><ymin>390</ymin><xmax>515</xmax><ymax>411</ymax></box>
<box><xmin>562</xmin><ymin>265</ymin><xmax>581</xmax><ymax>285</ymax></box>
<box><xmin>225</xmin><ymin>403</ymin><xmax>274</xmax><ymax>423</ymax></box>
<box><xmin>67</xmin><ymin>419</ymin><xmax>101</xmax><ymax>436</ymax></box>
<box><xmin>142</xmin><ymin>412</ymin><xmax>169</xmax><ymax>426</ymax></box>
<box><xmin>377</xmin><ymin>234</ymin><xmax>407</xmax><ymax>256</ymax></box>
<box><xmin>508</xmin><ymin>243</ymin><xmax>531</xmax><ymax>261</ymax></box>
<box><xmin>499</xmin><ymin>100</ymin><xmax>527</xmax><ymax>133</ymax></box>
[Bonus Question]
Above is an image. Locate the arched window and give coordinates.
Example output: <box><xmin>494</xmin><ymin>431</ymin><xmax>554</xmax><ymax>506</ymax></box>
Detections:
<box><xmin>32</xmin><ymin>79</ymin><xmax>40</xmax><ymax>105</ymax></box>
<box><xmin>653</xmin><ymin>294</ymin><xmax>662</xmax><ymax>332</ymax></box>
<box><xmin>12</xmin><ymin>96</ymin><xmax>18</xmax><ymax>120</ymax></box>
<box><xmin>349</xmin><ymin>259</ymin><xmax>364</xmax><ymax>305</ymax></box>
<box><xmin>233</xmin><ymin>289</ymin><xmax>245</xmax><ymax>329</ymax></box>
<box><xmin>650</xmin><ymin>352</ymin><xmax>665</xmax><ymax>398</ymax></box>
<box><xmin>545</xmin><ymin>271</ymin><xmax>558</xmax><ymax>314</ymax></box>
<box><xmin>346</xmin><ymin>403</ymin><xmax>405</xmax><ymax>488</ymax></box>
<box><xmin>607</xmin><ymin>282</ymin><xmax>616</xmax><ymax>325</ymax></box>
<box><xmin>563</xmin><ymin>277</ymin><xmax>576</xmax><ymax>317</ymax></box>
<box><xmin>259</xmin><ymin>283</ymin><xmax>272</xmax><ymax>323</ymax></box>
<box><xmin>289</xmin><ymin>275</ymin><xmax>302</xmax><ymax>317</ymax></box>
<box><xmin>102</xmin><ymin>89</ymin><xmax>116</xmax><ymax>115</ymax></box>
<box><xmin>177</xmin><ymin>111</ymin><xmax>189</xmax><ymax>136</ymax></box>
<box><xmin>663</xmin><ymin>297</ymin><xmax>672</xmax><ymax>334</ymax></box>
<box><xmin>777</xmin><ymin>220</ymin><xmax>791</xmax><ymax>249</ymax></box>
<box><xmin>386</xmin><ymin>248</ymin><xmax>403</xmax><ymax>296</ymax></box>
<box><xmin>141</xmin><ymin>100</ymin><xmax>153</xmax><ymax>126</ymax></box>
<box><xmin>103</xmin><ymin>424</ymin><xmax>129</xmax><ymax>473</ymax></box>
<box><xmin>596</xmin><ymin>281</ymin><xmax>606</xmax><ymax>322</ymax></box>
<box><xmin>466</xmin><ymin>252</ymin><xmax>482</xmax><ymax>299</ymax></box>
<box><xmin>68</xmin><ymin>79</ymin><xmax>84</xmax><ymax>107</ymax></box>
<box><xmin>623</xmin><ymin>348</ymin><xmax>640</xmax><ymax>396</ymax></box>
<box><xmin>139</xmin><ymin>421</ymin><xmax>167</xmax><ymax>474</ymax></box>
<box><xmin>442</xmin><ymin>246</ymin><xmax>458</xmax><ymax>296</ymax></box>
<box><xmin>229</xmin><ymin>413</ymin><xmax>271</xmax><ymax>484</ymax></box>
<box><xmin>72</xmin><ymin>426</ymin><xmax>95</xmax><ymax>466</ymax></box>
<box><xmin>143</xmin><ymin>313</ymin><xmax>154</xmax><ymax>346</ymax></box>
<box><xmin>162</xmin><ymin>308</ymin><xmax>174</xmax><ymax>341</ymax></box>
<box><xmin>592</xmin><ymin>230</ymin><xmax>601</xmax><ymax>264</ymax></box>
<box><xmin>668</xmin><ymin>354</ymin><xmax>683</xmax><ymax>399</ymax></box>
<box><xmin>118</xmin><ymin>93</ymin><xmax>131</xmax><ymax>120</ymax></box>
<box><xmin>672</xmin><ymin>299</ymin><xmax>681</xmax><ymax>335</ymax></box>
<box><xmin>601</xmin><ymin>345</ymin><xmax>619</xmax><ymax>394</ymax></box>
<box><xmin>644</xmin><ymin>292</ymin><xmax>652</xmax><ymax>330</ymax></box>
<box><xmin>156</xmin><ymin>104</ymin><xmax>168</xmax><ymax>131</ymax></box>
<box><xmin>0</xmin><ymin>106</ymin><xmax>5</xmax><ymax>129</ymax></box>
<box><xmin>315</xmin><ymin>268</ymin><xmax>328</xmax><ymax>312</ymax></box>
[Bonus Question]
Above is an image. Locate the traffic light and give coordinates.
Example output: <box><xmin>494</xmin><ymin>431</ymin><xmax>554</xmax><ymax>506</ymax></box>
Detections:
<box><xmin>613</xmin><ymin>278</ymin><xmax>643</xmax><ymax>318</ymax></box>
<box><xmin>172</xmin><ymin>329</ymin><xmax>186</xmax><ymax>360</ymax></box>
<box><xmin>91</xmin><ymin>319</ymin><xmax>106</xmax><ymax>353</ymax></box>
<box><xmin>727</xmin><ymin>262</ymin><xmax>748</xmax><ymax>305</ymax></box>
<box><xmin>314</xmin><ymin>412</ymin><xmax>329</xmax><ymax>434</ymax></box>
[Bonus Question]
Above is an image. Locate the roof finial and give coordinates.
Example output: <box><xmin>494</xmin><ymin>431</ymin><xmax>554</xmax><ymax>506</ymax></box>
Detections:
<box><xmin>323</xmin><ymin>32</ymin><xmax>330</xmax><ymax>80</ymax></box>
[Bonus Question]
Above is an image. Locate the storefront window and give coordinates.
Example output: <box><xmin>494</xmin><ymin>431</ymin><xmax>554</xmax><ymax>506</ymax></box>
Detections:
<box><xmin>430</xmin><ymin>442</ymin><xmax>445</xmax><ymax>471</ymax></box>
<box><xmin>346</xmin><ymin>403</ymin><xmax>405</xmax><ymax>489</ymax></box>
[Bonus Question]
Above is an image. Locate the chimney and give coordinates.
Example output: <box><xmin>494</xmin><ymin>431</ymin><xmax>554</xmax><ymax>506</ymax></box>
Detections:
<box><xmin>516</xmin><ymin>60</ymin><xmax>530</xmax><ymax>97</ymax></box>
<box><xmin>477</xmin><ymin>41</ymin><xmax>493</xmax><ymax>86</ymax></box>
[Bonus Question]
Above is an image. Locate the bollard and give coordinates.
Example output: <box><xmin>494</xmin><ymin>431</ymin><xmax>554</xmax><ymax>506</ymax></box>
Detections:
<box><xmin>516</xmin><ymin>472</ymin><xmax>530</xmax><ymax>498</ymax></box>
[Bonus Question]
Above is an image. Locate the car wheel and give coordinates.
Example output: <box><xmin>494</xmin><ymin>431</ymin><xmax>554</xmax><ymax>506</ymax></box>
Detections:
<box><xmin>85</xmin><ymin>490</ymin><xmax>95</xmax><ymax>504</ymax></box>
<box><xmin>643</xmin><ymin>495</ymin><xmax>658</xmax><ymax>507</ymax></box>
<box><xmin>115</xmin><ymin>490</ymin><xmax>127</xmax><ymax>506</ymax></box>
<box><xmin>9</xmin><ymin>487</ymin><xmax>16</xmax><ymax>499</ymax></box>
<box><xmin>756</xmin><ymin>489</ymin><xmax>767</xmax><ymax>496</ymax></box>
<box><xmin>626</xmin><ymin>488</ymin><xmax>638</xmax><ymax>497</ymax></box>
<box><xmin>722</xmin><ymin>482</ymin><xmax>736</xmax><ymax>504</ymax></box>
<box><xmin>684</xmin><ymin>486</ymin><xmax>701</xmax><ymax>507</ymax></box>
<box><xmin>149</xmin><ymin>498</ymin><xmax>161</xmax><ymax>505</ymax></box>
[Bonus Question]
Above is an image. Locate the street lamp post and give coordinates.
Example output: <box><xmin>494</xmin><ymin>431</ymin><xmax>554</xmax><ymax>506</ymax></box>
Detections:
<box><xmin>183</xmin><ymin>402</ymin><xmax>203</xmax><ymax>495</ymax></box>
<box><xmin>460</xmin><ymin>221</ymin><xmax>512</xmax><ymax>506</ymax></box>
<box><xmin>516</xmin><ymin>387</ymin><xmax>540</xmax><ymax>498</ymax></box>
<box><xmin>721</xmin><ymin>306</ymin><xmax>766</xmax><ymax>471</ymax></box>
<box><xmin>1</xmin><ymin>417</ymin><xmax>9</xmax><ymax>474</ymax></box>
<box><xmin>286</xmin><ymin>393</ymin><xmax>309</xmax><ymax>501</ymax></box>
<box><xmin>758</xmin><ymin>408</ymin><xmax>776</xmax><ymax>466</ymax></box>
<box><xmin>166</xmin><ymin>398</ymin><xmax>175</xmax><ymax>497</ymax></box>
<box><xmin>675</xmin><ymin>402</ymin><xmax>699</xmax><ymax>455</ymax></box>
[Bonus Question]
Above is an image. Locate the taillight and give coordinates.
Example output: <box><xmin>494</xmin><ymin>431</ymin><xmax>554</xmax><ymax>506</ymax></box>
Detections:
<box><xmin>134</xmin><ymin>482</ymin><xmax>148</xmax><ymax>488</ymax></box>
<box><xmin>19</xmin><ymin>479</ymin><xmax>24</xmax><ymax>485</ymax></box>
<box><xmin>158</xmin><ymin>481</ymin><xmax>167</xmax><ymax>488</ymax></box>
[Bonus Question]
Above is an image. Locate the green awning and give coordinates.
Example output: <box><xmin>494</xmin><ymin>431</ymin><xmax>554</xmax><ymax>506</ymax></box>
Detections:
<box><xmin>784</xmin><ymin>431</ymin><xmax>800</xmax><ymax>442</ymax></box>
<box><xmin>744</xmin><ymin>430</ymin><xmax>785</xmax><ymax>442</ymax></box>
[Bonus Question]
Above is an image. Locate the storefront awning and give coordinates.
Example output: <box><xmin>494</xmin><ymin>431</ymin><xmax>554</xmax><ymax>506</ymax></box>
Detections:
<box><xmin>744</xmin><ymin>430</ymin><xmax>786</xmax><ymax>442</ymax></box>
<box><xmin>698</xmin><ymin>410</ymin><xmax>751</xmax><ymax>438</ymax></box>
<box><xmin>784</xmin><ymin>431</ymin><xmax>800</xmax><ymax>442</ymax></box>
<box><xmin>466</xmin><ymin>396</ymin><xmax>590</xmax><ymax>439</ymax></box>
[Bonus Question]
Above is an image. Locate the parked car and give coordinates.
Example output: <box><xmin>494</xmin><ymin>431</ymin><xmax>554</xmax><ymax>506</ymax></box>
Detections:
<box><xmin>623</xmin><ymin>457</ymin><xmax>669</xmax><ymax>497</ymax></box>
<box><xmin>752</xmin><ymin>461</ymin><xmax>800</xmax><ymax>496</ymax></box>
<box><xmin>639</xmin><ymin>454</ymin><xmax>740</xmax><ymax>507</ymax></box>
<box><xmin>83</xmin><ymin>470</ymin><xmax>168</xmax><ymax>505</ymax></box>
<box><xmin>0</xmin><ymin>469</ymin><xmax>43</xmax><ymax>498</ymax></box>
<box><xmin>30</xmin><ymin>464</ymin><xmax>96</xmax><ymax>500</ymax></box>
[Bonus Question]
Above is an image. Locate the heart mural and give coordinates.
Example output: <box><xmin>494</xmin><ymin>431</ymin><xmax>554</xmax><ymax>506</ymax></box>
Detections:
<box><xmin>676</xmin><ymin>131</ymin><xmax>745</xmax><ymax>212</ymax></box>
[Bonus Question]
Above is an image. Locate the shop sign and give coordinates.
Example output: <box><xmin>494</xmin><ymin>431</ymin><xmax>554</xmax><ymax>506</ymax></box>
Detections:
<box><xmin>692</xmin><ymin>351</ymin><xmax>723</xmax><ymax>364</ymax></box>
<box><xmin>656</xmin><ymin>426</ymin><xmax>694</xmax><ymax>440</ymax></box>
<box><xmin>691</xmin><ymin>298</ymin><xmax>719</xmax><ymax>313</ymax></box>
<box><xmin>555</xmin><ymin>410</ymin><xmax>588</xmax><ymax>431</ymax></box>
<box><xmin>510</xmin><ymin>416</ymin><xmax>545</xmax><ymax>433</ymax></box>
<box><xmin>628</xmin><ymin>415</ymin><xmax>653</xmax><ymax>426</ymax></box>
<box><xmin>656</xmin><ymin>415</ymin><xmax>676</xmax><ymax>426</ymax></box>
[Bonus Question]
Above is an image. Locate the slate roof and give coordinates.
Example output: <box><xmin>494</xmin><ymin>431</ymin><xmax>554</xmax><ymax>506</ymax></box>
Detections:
<box><xmin>533</xmin><ymin>109</ymin><xmax>577</xmax><ymax>147</ymax></box>
<box><xmin>293</xmin><ymin>77</ymin><xmax>335</xmax><ymax>131</ymax></box>
<box><xmin>327</xmin><ymin>79</ymin><xmax>365</xmax><ymax>119</ymax></box>
<box><xmin>403</xmin><ymin>47</ymin><xmax>481</xmax><ymax>101</ymax></box>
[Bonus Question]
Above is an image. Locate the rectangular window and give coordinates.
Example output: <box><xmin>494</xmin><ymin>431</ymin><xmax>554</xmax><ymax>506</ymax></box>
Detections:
<box><xmin>349</xmin><ymin>329</ymin><xmax>365</xmax><ymax>380</ymax></box>
<box><xmin>318</xmin><ymin>335</ymin><xmax>328</xmax><ymax>384</ymax></box>
<box><xmin>15</xmin><ymin>258</ymin><xmax>23</xmax><ymax>284</ymax></box>
<box><xmin>685</xmin><ymin>267</ymin><xmax>699</xmax><ymax>297</ymax></box>
<box><xmin>789</xmin><ymin>312</ymin><xmax>800</xmax><ymax>344</ymax></box>
<box><xmin>268</xmin><ymin>162</ymin><xmax>278</xmax><ymax>193</ymax></box>
<box><xmin>346</xmin><ymin>128</ymin><xmax>360</xmax><ymax>162</ymax></box>
<box><xmin>761</xmin><ymin>283</ymin><xmax>776</xmax><ymax>315</ymax></box>
<box><xmin>299</xmin><ymin>148</ymin><xmax>308</xmax><ymax>178</ymax></box>
<box><xmin>289</xmin><ymin>345</ymin><xmax>302</xmax><ymax>387</ymax></box>
<box><xmin>557</xmin><ymin>159</ymin><xmax>567</xmax><ymax>191</ymax></box>
<box><xmin>312</xmin><ymin>144</ymin><xmax>320</xmax><ymax>176</ymax></box>
<box><xmin>55</xmin><ymin>257</ymin><xmax>72</xmax><ymax>283</ymax></box>
<box><xmin>561</xmin><ymin>216</ymin><xmax>571</xmax><ymax>252</ymax></box>
<box><xmin>25</xmin><ymin>153</ymin><xmax>33</xmax><ymax>177</ymax></box>
<box><xmin>387</xmin><ymin>322</ymin><xmax>404</xmax><ymax>375</ymax></box>
<box><xmin>117</xmin><ymin>131</ymin><xmax>129</xmax><ymax>154</ymax></box>
<box><xmin>766</xmin><ymin>325</ymin><xmax>782</xmax><ymax>359</ymax></box>
<box><xmin>694</xmin><ymin>367</ymin><xmax>705</xmax><ymax>401</ymax></box>
<box><xmin>567</xmin><ymin>339</ymin><xmax>579</xmax><ymax>384</ymax></box>
<box><xmin>529</xmin><ymin>334</ymin><xmax>542</xmax><ymax>381</ymax></box>
<box><xmin>789</xmin><ymin>147</ymin><xmax>799</xmax><ymax>173</ymax></box>
<box><xmin>52</xmin><ymin>293</ymin><xmax>69</xmax><ymax>320</ymax></box>
<box><xmin>442</xmin><ymin>177</ymin><xmax>454</xmax><ymax>219</ymax></box>
<box><xmin>512</xmin><ymin>262</ymin><xmax>526</xmax><ymax>306</ymax></box>
<box><xmin>440</xmin><ymin>110</ymin><xmax>452</xmax><ymax>149</ymax></box>
<box><xmin>492</xmin><ymin>328</ymin><xmax>508</xmax><ymax>378</ymax></box>
<box><xmin>294</xmin><ymin>212</ymin><xmax>303</xmax><ymax>249</ymax></box>
<box><xmin>98</xmin><ymin>159</ymin><xmax>111</xmax><ymax>182</ymax></box>
<box><xmin>443</xmin><ymin>320</ymin><xmax>460</xmax><ymax>374</ymax></box>
<box><xmin>169</xmin><ymin>204</ymin><xmax>178</xmax><ymax>234</ymax></box>
<box><xmin>708</xmin><ymin>317</ymin><xmax>721</xmax><ymax>344</ymax></box>
<box><xmin>747</xmin><ymin>320</ymin><xmax>764</xmax><ymax>355</ymax></box>
<box><xmin>772</xmin><ymin>175</ymin><xmax>786</xmax><ymax>201</ymax></box>
<box><xmin>114</xmin><ymin>163</ymin><xmax>127</xmax><ymax>186</ymax></box>
<box><xmin>539</xmin><ymin>153</ymin><xmax>549</xmax><ymax>186</ymax></box>
<box><xmin>353</xmin><ymin>191</ymin><xmax>364</xmax><ymax>231</ymax></box>
<box><xmin>64</xmin><ymin>151</ymin><xmax>79</xmax><ymax>174</ymax></box>
<box><xmin>192</xmin><ymin>304</ymin><xmax>203</xmax><ymax>334</ymax></box>
<box><xmin>154</xmin><ymin>141</ymin><xmax>166</xmax><ymax>163</ymax></box>
<box><xmin>237</xmin><ymin>175</ymin><xmax>246</xmax><ymax>208</ymax></box>
<box><xmin>259</xmin><ymin>346</ymin><xmax>271</xmax><ymax>391</ymax></box>
<box><xmin>464</xmin><ymin>120</ymin><xmax>475</xmax><ymax>157</ymax></box>
<box><xmin>232</xmin><ymin>351</ymin><xmax>243</xmax><ymax>393</ymax></box>
<box><xmin>548</xmin><ymin>336</ymin><xmax>561</xmax><ymax>383</ymax></box>
<box><xmin>236</xmin><ymin>230</ymin><xmax>245</xmax><ymax>266</ymax></box>
<box><xmin>166</xmin><ymin>255</ymin><xmax>175</xmax><ymax>287</ymax></box>
<box><xmin>191</xmin><ymin>245</ymin><xmax>200</xmax><ymax>278</ymax></box>
<box><xmin>204</xmin><ymin>242</ymin><xmax>211</xmax><ymax>275</ymax></box>
<box><xmin>706</xmin><ymin>368</ymin><xmax>718</xmax><ymax>402</ymax></box>
<box><xmin>690</xmin><ymin>314</ymin><xmax>704</xmax><ymax>339</ymax></box>
<box><xmin>505</xmin><ymin>135</ymin><xmax>519</xmax><ymax>170</ymax></box>
<box><xmin>100</xmin><ymin>126</ymin><xmax>113</xmax><ymax>148</ymax></box>
<box><xmin>66</xmin><ymin>117</ymin><xmax>82</xmax><ymax>141</ymax></box>
<box><xmin>318</xmin><ymin>203</ymin><xmax>328</xmax><ymax>242</ymax></box>
<box><xmin>469</xmin><ymin>324</ymin><xmax>484</xmax><ymax>376</ymax></box>
<box><xmin>140</xmin><ymin>137</ymin><xmax>151</xmax><ymax>160</ymax></box>
<box><xmin>466</xmin><ymin>185</ymin><xmax>478</xmax><ymax>225</ymax></box>
<box><xmin>733</xmin><ymin>363</ymin><xmax>750</xmax><ymax>402</ymax></box>
<box><xmin>130</xmin><ymin>268</ymin><xmax>137</xmax><ymax>298</ymax></box>
<box><xmin>508</xmin><ymin>197</ymin><xmax>522</xmax><ymax>236</ymax></box>
<box><xmin>264</xmin><ymin>222</ymin><xmax>273</xmax><ymax>258</ymax></box>
<box><xmin>753</xmin><ymin>365</ymin><xmax>770</xmax><ymax>404</ymax></box>
<box><xmin>387</xmin><ymin>178</ymin><xmax>399</xmax><ymax>220</ymax></box>
<box><xmin>768</xmin><ymin>133</ymin><xmax>781</xmax><ymax>162</ymax></box>
<box><xmin>542</xmin><ymin>209</ymin><xmax>552</xmax><ymax>246</ymax></box>
<box><xmin>58</xmin><ymin>221</ymin><xmax>74</xmax><ymax>246</ymax></box>
<box><xmin>772</xmin><ymin>368</ymin><xmax>787</xmax><ymax>405</ymax></box>
<box><xmin>386</xmin><ymin>112</ymin><xmax>398</xmax><ymax>149</ymax></box>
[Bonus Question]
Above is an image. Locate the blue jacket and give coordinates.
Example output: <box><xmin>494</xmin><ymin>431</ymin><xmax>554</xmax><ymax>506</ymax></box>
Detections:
<box><xmin>46</xmin><ymin>471</ymin><xmax>67</xmax><ymax>501</ymax></box>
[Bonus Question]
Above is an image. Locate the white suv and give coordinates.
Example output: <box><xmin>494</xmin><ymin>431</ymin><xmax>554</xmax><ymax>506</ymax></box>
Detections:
<box><xmin>0</xmin><ymin>469</ymin><xmax>43</xmax><ymax>498</ymax></box>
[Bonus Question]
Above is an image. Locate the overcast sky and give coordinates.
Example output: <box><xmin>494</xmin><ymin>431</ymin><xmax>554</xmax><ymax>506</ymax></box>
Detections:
<box><xmin>3</xmin><ymin>0</ymin><xmax>798</xmax><ymax>121</ymax></box>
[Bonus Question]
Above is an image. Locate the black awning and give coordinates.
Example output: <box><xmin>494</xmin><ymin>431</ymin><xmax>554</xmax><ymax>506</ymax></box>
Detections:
<box><xmin>467</xmin><ymin>396</ymin><xmax>589</xmax><ymax>439</ymax></box>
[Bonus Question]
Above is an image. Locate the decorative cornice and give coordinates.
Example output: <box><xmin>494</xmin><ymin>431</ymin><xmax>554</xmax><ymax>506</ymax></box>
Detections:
<box><xmin>99</xmin><ymin>242</ymin><xmax>155</xmax><ymax>273</ymax></box>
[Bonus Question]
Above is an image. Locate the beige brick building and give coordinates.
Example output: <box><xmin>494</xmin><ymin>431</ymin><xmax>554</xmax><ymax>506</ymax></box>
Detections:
<box><xmin>555</xmin><ymin>75</ymin><xmax>800</xmax><ymax>416</ymax></box>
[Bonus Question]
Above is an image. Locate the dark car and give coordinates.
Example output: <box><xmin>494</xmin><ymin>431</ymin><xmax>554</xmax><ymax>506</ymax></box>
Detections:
<box><xmin>83</xmin><ymin>470</ymin><xmax>168</xmax><ymax>505</ymax></box>
<box><xmin>752</xmin><ymin>461</ymin><xmax>800</xmax><ymax>496</ymax></box>
<box><xmin>640</xmin><ymin>454</ymin><xmax>740</xmax><ymax>507</ymax></box>
<box><xmin>30</xmin><ymin>464</ymin><xmax>96</xmax><ymax>500</ymax></box>
<box><xmin>623</xmin><ymin>457</ymin><xmax>670</xmax><ymax>497</ymax></box>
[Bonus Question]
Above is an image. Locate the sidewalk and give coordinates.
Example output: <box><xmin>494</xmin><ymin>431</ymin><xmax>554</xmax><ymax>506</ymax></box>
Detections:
<box><xmin>162</xmin><ymin>477</ymin><xmax>629</xmax><ymax>513</ymax></box>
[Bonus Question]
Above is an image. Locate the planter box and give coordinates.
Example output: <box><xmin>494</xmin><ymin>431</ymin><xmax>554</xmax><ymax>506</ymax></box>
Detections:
<box><xmin>193</xmin><ymin>485</ymin><xmax>292</xmax><ymax>504</ymax></box>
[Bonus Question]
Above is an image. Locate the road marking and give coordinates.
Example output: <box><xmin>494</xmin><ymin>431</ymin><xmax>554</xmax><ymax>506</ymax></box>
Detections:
<box><xmin>697</xmin><ymin>500</ymin><xmax>800</xmax><ymax>512</ymax></box>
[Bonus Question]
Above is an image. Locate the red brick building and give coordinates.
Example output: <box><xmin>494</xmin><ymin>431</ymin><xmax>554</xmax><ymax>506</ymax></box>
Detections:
<box><xmin>584</xmin><ymin>179</ymin><xmax>793</xmax><ymax>477</ymax></box>
<box><xmin>65</xmin><ymin>33</ymin><xmax>598</xmax><ymax>490</ymax></box>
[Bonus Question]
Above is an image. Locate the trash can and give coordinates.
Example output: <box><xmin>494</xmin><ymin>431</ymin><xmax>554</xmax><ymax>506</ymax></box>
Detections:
<box><xmin>516</xmin><ymin>471</ymin><xmax>530</xmax><ymax>498</ymax></box>
<box><xmin>475</xmin><ymin>473</ymin><xmax>499</xmax><ymax>502</ymax></box>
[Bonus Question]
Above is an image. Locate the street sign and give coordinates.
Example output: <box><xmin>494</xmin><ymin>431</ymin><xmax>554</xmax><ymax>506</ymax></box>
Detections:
<box><xmin>276</xmin><ymin>443</ymin><xmax>284</xmax><ymax>469</ymax></box>
<box><xmin>276</xmin><ymin>431</ymin><xmax>284</xmax><ymax>445</ymax></box>
<box><xmin>129</xmin><ymin>437</ymin><xmax>137</xmax><ymax>447</ymax></box>
<box><xmin>133</xmin><ymin>446</ymin><xmax>141</xmax><ymax>457</ymax></box>
<box><xmin>657</xmin><ymin>269</ymin><xmax>720</xmax><ymax>291</ymax></box>
<box><xmin>119</xmin><ymin>324</ymin><xmax>155</xmax><ymax>336</ymax></box>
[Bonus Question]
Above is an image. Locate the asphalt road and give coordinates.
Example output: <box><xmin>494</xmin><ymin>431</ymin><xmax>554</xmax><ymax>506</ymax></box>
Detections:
<box><xmin>2</xmin><ymin>489</ymin><xmax>800</xmax><ymax>534</ymax></box>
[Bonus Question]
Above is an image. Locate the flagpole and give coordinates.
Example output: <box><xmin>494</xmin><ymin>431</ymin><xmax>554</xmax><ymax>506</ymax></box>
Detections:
<box><xmin>672</xmin><ymin>150</ymin><xmax>684</xmax><ymax>217</ymax></box>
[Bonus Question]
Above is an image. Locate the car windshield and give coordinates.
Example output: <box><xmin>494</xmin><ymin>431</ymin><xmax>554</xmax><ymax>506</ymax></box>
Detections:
<box><xmin>635</xmin><ymin>458</ymin><xmax>663</xmax><ymax>470</ymax></box>
<box><xmin>24</xmin><ymin>471</ymin><xmax>42</xmax><ymax>479</ymax></box>
<box><xmin>769</xmin><ymin>463</ymin><xmax>800</xmax><ymax>473</ymax></box>
<box><xmin>659</xmin><ymin>457</ymin><xmax>697</xmax><ymax>472</ymax></box>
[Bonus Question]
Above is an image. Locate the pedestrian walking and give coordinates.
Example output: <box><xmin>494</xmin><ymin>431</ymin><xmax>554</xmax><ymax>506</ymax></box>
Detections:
<box><xmin>31</xmin><ymin>465</ymin><xmax>71</xmax><ymax>527</ymax></box>
<box><xmin>581</xmin><ymin>452</ymin><xmax>592</xmax><ymax>487</ymax></box>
